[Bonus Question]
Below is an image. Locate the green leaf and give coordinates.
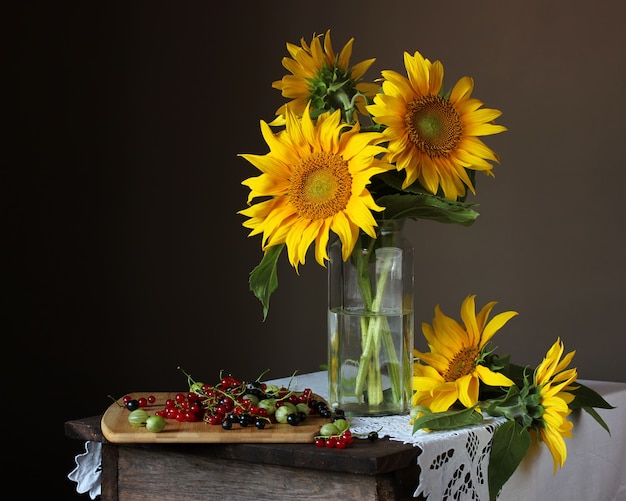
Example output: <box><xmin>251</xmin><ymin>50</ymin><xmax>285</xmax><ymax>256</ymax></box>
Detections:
<box><xmin>569</xmin><ymin>382</ymin><xmax>615</xmax><ymax>410</ymax></box>
<box><xmin>503</xmin><ymin>362</ymin><xmax>532</xmax><ymax>387</ymax></box>
<box><xmin>412</xmin><ymin>406</ymin><xmax>483</xmax><ymax>433</ymax></box>
<box><xmin>488</xmin><ymin>421</ymin><xmax>531</xmax><ymax>501</ymax></box>
<box><xmin>581</xmin><ymin>405</ymin><xmax>612</xmax><ymax>435</ymax></box>
<box><xmin>248</xmin><ymin>244</ymin><xmax>284</xmax><ymax>321</ymax></box>
<box><xmin>376</xmin><ymin>193</ymin><xmax>479</xmax><ymax>226</ymax></box>
<box><xmin>373</xmin><ymin>171</ymin><xmax>425</xmax><ymax>193</ymax></box>
<box><xmin>568</xmin><ymin>383</ymin><xmax>614</xmax><ymax>435</ymax></box>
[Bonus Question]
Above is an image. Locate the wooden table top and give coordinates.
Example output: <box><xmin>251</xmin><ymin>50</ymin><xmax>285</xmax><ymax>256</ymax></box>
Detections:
<box><xmin>65</xmin><ymin>414</ymin><xmax>422</xmax><ymax>476</ymax></box>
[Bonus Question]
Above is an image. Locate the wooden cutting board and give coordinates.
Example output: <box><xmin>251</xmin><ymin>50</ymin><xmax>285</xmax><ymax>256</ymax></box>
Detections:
<box><xmin>101</xmin><ymin>392</ymin><xmax>330</xmax><ymax>443</ymax></box>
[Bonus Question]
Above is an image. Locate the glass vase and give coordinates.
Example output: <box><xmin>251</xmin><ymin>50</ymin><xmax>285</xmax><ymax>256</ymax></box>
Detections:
<box><xmin>328</xmin><ymin>219</ymin><xmax>414</xmax><ymax>416</ymax></box>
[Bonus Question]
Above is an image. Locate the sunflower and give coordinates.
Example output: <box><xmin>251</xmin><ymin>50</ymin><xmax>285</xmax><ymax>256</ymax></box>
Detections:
<box><xmin>271</xmin><ymin>29</ymin><xmax>380</xmax><ymax>123</ymax></box>
<box><xmin>366</xmin><ymin>51</ymin><xmax>507</xmax><ymax>200</ymax></box>
<box><xmin>239</xmin><ymin>103</ymin><xmax>391</xmax><ymax>270</ymax></box>
<box><xmin>532</xmin><ymin>337</ymin><xmax>578</xmax><ymax>474</ymax></box>
<box><xmin>412</xmin><ymin>295</ymin><xmax>517</xmax><ymax>411</ymax></box>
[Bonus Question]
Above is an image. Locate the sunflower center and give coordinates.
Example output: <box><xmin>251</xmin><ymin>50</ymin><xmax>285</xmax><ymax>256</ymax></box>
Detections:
<box><xmin>443</xmin><ymin>347</ymin><xmax>479</xmax><ymax>382</ymax></box>
<box><xmin>290</xmin><ymin>151</ymin><xmax>352</xmax><ymax>220</ymax></box>
<box><xmin>406</xmin><ymin>95</ymin><xmax>463</xmax><ymax>158</ymax></box>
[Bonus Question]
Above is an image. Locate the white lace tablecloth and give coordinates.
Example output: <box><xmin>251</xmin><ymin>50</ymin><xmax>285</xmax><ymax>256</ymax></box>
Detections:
<box><xmin>69</xmin><ymin>371</ymin><xmax>626</xmax><ymax>500</ymax></box>
<box><xmin>267</xmin><ymin>371</ymin><xmax>506</xmax><ymax>500</ymax></box>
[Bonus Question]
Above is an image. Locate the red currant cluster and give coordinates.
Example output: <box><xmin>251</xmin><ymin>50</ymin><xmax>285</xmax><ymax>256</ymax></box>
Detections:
<box><xmin>120</xmin><ymin>394</ymin><xmax>156</xmax><ymax>411</ymax></box>
<box><xmin>314</xmin><ymin>416</ymin><xmax>380</xmax><ymax>449</ymax></box>
<box><xmin>153</xmin><ymin>368</ymin><xmax>330</xmax><ymax>430</ymax></box>
<box><xmin>314</xmin><ymin>428</ymin><xmax>354</xmax><ymax>449</ymax></box>
<box><xmin>157</xmin><ymin>392</ymin><xmax>205</xmax><ymax>422</ymax></box>
<box><xmin>113</xmin><ymin>392</ymin><xmax>203</xmax><ymax>423</ymax></box>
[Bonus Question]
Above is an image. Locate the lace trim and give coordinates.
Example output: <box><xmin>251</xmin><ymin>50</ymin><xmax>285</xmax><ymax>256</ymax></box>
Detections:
<box><xmin>67</xmin><ymin>440</ymin><xmax>102</xmax><ymax>499</ymax></box>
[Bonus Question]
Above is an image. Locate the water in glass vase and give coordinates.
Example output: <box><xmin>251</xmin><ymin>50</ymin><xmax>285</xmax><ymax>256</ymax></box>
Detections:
<box><xmin>327</xmin><ymin>219</ymin><xmax>414</xmax><ymax>416</ymax></box>
<box><xmin>328</xmin><ymin>307</ymin><xmax>414</xmax><ymax>416</ymax></box>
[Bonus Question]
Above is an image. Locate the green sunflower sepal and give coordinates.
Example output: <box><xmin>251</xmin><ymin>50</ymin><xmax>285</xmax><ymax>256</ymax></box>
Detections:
<box><xmin>248</xmin><ymin>244</ymin><xmax>284</xmax><ymax>321</ymax></box>
<box><xmin>500</xmin><ymin>362</ymin><xmax>615</xmax><ymax>434</ymax></box>
<box><xmin>482</xmin><ymin>383</ymin><xmax>538</xmax><ymax>429</ymax></box>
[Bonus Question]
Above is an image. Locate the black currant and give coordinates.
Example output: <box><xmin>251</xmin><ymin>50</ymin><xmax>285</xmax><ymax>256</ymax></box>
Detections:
<box><xmin>126</xmin><ymin>399</ymin><xmax>140</xmax><ymax>411</ymax></box>
<box><xmin>319</xmin><ymin>408</ymin><xmax>332</xmax><ymax>418</ymax></box>
<box><xmin>368</xmin><ymin>431</ymin><xmax>379</xmax><ymax>441</ymax></box>
<box><xmin>222</xmin><ymin>420</ymin><xmax>233</xmax><ymax>430</ymax></box>
<box><xmin>317</xmin><ymin>402</ymin><xmax>329</xmax><ymax>411</ymax></box>
<box><xmin>286</xmin><ymin>413</ymin><xmax>300</xmax><ymax>426</ymax></box>
<box><xmin>246</xmin><ymin>388</ymin><xmax>263</xmax><ymax>399</ymax></box>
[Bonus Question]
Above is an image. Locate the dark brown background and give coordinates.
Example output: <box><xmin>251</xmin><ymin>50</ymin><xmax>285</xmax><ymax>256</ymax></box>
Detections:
<box><xmin>11</xmin><ymin>1</ymin><xmax>625</xmax><ymax>498</ymax></box>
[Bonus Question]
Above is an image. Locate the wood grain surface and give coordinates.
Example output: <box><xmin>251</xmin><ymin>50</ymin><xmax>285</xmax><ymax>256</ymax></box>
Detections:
<box><xmin>101</xmin><ymin>391</ymin><xmax>330</xmax><ymax>443</ymax></box>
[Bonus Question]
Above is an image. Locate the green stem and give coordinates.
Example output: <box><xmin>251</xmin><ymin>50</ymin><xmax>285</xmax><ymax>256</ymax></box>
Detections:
<box><xmin>353</xmin><ymin>244</ymin><xmax>403</xmax><ymax>406</ymax></box>
<box><xmin>381</xmin><ymin>324</ymin><xmax>402</xmax><ymax>401</ymax></box>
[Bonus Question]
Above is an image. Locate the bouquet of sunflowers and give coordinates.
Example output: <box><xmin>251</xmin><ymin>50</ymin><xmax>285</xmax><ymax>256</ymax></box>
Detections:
<box><xmin>238</xmin><ymin>30</ymin><xmax>505</xmax><ymax>319</ymax></box>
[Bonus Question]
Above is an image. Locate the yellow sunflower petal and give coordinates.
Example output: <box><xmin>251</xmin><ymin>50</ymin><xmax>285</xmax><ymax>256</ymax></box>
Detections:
<box><xmin>430</xmin><ymin>385</ymin><xmax>462</xmax><ymax>412</ymax></box>
<box><xmin>460</xmin><ymin>295</ymin><xmax>480</xmax><ymax>345</ymax></box>
<box><xmin>480</xmin><ymin>310</ymin><xmax>519</xmax><ymax>346</ymax></box>
<box><xmin>456</xmin><ymin>374</ymin><xmax>480</xmax><ymax>408</ymax></box>
<box><xmin>536</xmin><ymin>338</ymin><xmax>564</xmax><ymax>385</ymax></box>
<box><xmin>449</xmin><ymin>76</ymin><xmax>474</xmax><ymax>102</ymax></box>
<box><xmin>475</xmin><ymin>364</ymin><xmax>514</xmax><ymax>387</ymax></box>
<box><xmin>540</xmin><ymin>426</ymin><xmax>569</xmax><ymax>474</ymax></box>
<box><xmin>415</xmin><ymin>352</ymin><xmax>451</xmax><ymax>374</ymax></box>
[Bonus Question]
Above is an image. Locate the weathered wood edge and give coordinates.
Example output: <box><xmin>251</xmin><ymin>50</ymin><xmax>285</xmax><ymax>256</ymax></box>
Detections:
<box><xmin>65</xmin><ymin>415</ymin><xmax>422</xmax><ymax>476</ymax></box>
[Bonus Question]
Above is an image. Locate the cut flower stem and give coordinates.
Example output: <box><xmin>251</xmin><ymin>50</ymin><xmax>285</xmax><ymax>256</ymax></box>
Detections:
<box><xmin>353</xmin><ymin>234</ymin><xmax>403</xmax><ymax>406</ymax></box>
<box><xmin>328</xmin><ymin>218</ymin><xmax>413</xmax><ymax>415</ymax></box>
